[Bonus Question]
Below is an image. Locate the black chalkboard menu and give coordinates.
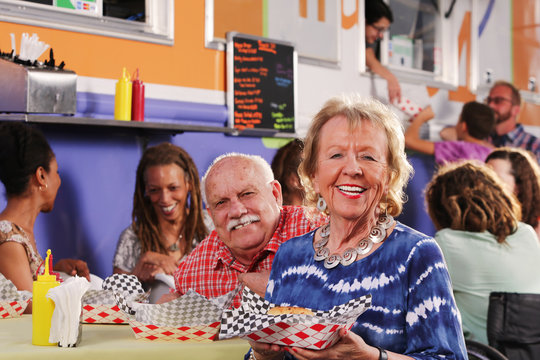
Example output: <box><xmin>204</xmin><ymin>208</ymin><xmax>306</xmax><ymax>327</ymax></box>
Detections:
<box><xmin>227</xmin><ymin>32</ymin><xmax>297</xmax><ymax>136</ymax></box>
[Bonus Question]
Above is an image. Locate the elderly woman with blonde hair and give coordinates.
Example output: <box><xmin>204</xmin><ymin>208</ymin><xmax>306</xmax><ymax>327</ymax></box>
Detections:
<box><xmin>248</xmin><ymin>94</ymin><xmax>467</xmax><ymax>359</ymax></box>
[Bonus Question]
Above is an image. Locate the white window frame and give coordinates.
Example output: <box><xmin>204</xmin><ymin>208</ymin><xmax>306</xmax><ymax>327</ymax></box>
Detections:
<box><xmin>360</xmin><ymin>0</ymin><xmax>459</xmax><ymax>90</ymax></box>
<box><xmin>0</xmin><ymin>0</ymin><xmax>174</xmax><ymax>45</ymax></box>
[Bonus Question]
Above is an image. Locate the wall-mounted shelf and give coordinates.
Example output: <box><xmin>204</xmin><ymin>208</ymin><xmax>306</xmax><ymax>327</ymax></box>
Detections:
<box><xmin>0</xmin><ymin>113</ymin><xmax>238</xmax><ymax>136</ymax></box>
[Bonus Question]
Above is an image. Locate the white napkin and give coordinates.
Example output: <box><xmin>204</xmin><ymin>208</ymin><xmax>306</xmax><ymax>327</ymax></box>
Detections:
<box><xmin>47</xmin><ymin>276</ymin><xmax>91</xmax><ymax>347</ymax></box>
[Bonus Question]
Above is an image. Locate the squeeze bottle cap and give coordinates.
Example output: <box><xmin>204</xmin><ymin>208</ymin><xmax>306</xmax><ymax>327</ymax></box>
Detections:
<box><xmin>133</xmin><ymin>68</ymin><xmax>141</xmax><ymax>84</ymax></box>
<box><xmin>120</xmin><ymin>67</ymin><xmax>131</xmax><ymax>82</ymax></box>
<box><xmin>38</xmin><ymin>249</ymin><xmax>57</xmax><ymax>282</ymax></box>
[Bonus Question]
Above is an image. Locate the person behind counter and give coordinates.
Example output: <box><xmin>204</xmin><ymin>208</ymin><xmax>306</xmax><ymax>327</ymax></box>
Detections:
<box><xmin>486</xmin><ymin>147</ymin><xmax>540</xmax><ymax>239</ymax></box>
<box><xmin>249</xmin><ymin>94</ymin><xmax>467</xmax><ymax>359</ymax></box>
<box><xmin>425</xmin><ymin>160</ymin><xmax>540</xmax><ymax>344</ymax></box>
<box><xmin>113</xmin><ymin>143</ymin><xmax>208</xmax><ymax>300</ymax></box>
<box><xmin>0</xmin><ymin>122</ymin><xmax>90</xmax><ymax>313</ymax></box>
<box><xmin>365</xmin><ymin>0</ymin><xmax>401</xmax><ymax>104</ymax></box>
<box><xmin>271</xmin><ymin>139</ymin><xmax>305</xmax><ymax>206</ymax></box>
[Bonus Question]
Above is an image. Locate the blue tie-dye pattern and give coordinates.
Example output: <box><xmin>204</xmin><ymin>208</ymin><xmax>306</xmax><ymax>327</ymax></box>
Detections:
<box><xmin>265</xmin><ymin>222</ymin><xmax>467</xmax><ymax>359</ymax></box>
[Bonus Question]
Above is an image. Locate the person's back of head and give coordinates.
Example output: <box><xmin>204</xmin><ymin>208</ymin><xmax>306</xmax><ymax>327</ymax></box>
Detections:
<box><xmin>0</xmin><ymin>122</ymin><xmax>54</xmax><ymax>197</ymax></box>
<box><xmin>486</xmin><ymin>147</ymin><xmax>540</xmax><ymax>230</ymax></box>
<box><xmin>425</xmin><ymin>160</ymin><xmax>520</xmax><ymax>243</ymax></box>
<box><xmin>271</xmin><ymin>139</ymin><xmax>305</xmax><ymax>206</ymax></box>
<box><xmin>460</xmin><ymin>101</ymin><xmax>495</xmax><ymax>140</ymax></box>
<box><xmin>365</xmin><ymin>0</ymin><xmax>393</xmax><ymax>24</ymax></box>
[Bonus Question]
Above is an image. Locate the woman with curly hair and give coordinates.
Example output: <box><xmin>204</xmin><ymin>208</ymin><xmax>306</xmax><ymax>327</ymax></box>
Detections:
<box><xmin>426</xmin><ymin>161</ymin><xmax>540</xmax><ymax>344</ymax></box>
<box><xmin>113</xmin><ymin>143</ymin><xmax>208</xmax><ymax>299</ymax></box>
<box><xmin>486</xmin><ymin>147</ymin><xmax>540</xmax><ymax>238</ymax></box>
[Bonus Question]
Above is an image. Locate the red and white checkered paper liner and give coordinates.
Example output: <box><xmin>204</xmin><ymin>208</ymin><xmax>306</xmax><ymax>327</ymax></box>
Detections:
<box><xmin>81</xmin><ymin>303</ymin><xmax>129</xmax><ymax>324</ymax></box>
<box><xmin>128</xmin><ymin>318</ymin><xmax>221</xmax><ymax>342</ymax></box>
<box><xmin>220</xmin><ymin>288</ymin><xmax>371</xmax><ymax>350</ymax></box>
<box><xmin>0</xmin><ymin>299</ymin><xmax>31</xmax><ymax>318</ymax></box>
<box><xmin>118</xmin><ymin>286</ymin><xmax>240</xmax><ymax>342</ymax></box>
<box><xmin>0</xmin><ymin>273</ymin><xmax>32</xmax><ymax>318</ymax></box>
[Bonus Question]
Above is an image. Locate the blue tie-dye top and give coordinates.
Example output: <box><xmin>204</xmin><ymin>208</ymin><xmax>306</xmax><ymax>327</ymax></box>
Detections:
<box><xmin>265</xmin><ymin>222</ymin><xmax>467</xmax><ymax>359</ymax></box>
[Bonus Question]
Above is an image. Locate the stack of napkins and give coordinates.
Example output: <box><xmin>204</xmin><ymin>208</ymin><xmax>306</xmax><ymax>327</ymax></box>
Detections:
<box><xmin>0</xmin><ymin>273</ymin><xmax>31</xmax><ymax>318</ymax></box>
<box><xmin>47</xmin><ymin>276</ymin><xmax>91</xmax><ymax>347</ymax></box>
<box><xmin>220</xmin><ymin>288</ymin><xmax>372</xmax><ymax>350</ymax></box>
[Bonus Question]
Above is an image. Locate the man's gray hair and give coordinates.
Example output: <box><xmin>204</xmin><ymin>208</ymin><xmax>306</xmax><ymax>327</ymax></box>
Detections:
<box><xmin>201</xmin><ymin>152</ymin><xmax>275</xmax><ymax>205</ymax></box>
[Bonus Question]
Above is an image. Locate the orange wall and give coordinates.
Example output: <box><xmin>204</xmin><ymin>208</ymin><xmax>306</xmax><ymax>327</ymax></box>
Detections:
<box><xmin>0</xmin><ymin>2</ymin><xmax>226</xmax><ymax>91</ymax></box>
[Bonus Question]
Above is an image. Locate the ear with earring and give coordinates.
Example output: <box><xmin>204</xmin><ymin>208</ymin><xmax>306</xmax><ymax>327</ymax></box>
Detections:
<box><xmin>317</xmin><ymin>195</ymin><xmax>327</xmax><ymax>212</ymax></box>
<box><xmin>39</xmin><ymin>184</ymin><xmax>48</xmax><ymax>192</ymax></box>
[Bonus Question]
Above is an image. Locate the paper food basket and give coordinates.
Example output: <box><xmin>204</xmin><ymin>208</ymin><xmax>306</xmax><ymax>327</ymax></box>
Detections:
<box><xmin>0</xmin><ymin>273</ymin><xmax>31</xmax><ymax>318</ymax></box>
<box><xmin>81</xmin><ymin>273</ymin><xmax>147</xmax><ymax>324</ymax></box>
<box><xmin>220</xmin><ymin>288</ymin><xmax>372</xmax><ymax>350</ymax></box>
<box><xmin>116</xmin><ymin>285</ymin><xmax>239</xmax><ymax>342</ymax></box>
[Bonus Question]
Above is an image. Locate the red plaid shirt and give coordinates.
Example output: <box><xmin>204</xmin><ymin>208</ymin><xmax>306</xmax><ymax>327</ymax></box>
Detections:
<box><xmin>173</xmin><ymin>206</ymin><xmax>327</xmax><ymax>307</ymax></box>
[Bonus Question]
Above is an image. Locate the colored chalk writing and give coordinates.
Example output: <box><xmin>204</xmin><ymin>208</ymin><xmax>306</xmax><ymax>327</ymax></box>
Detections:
<box><xmin>228</xmin><ymin>33</ymin><xmax>296</xmax><ymax>133</ymax></box>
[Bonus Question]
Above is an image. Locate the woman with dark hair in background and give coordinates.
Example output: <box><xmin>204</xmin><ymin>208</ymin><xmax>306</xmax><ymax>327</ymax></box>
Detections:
<box><xmin>271</xmin><ymin>139</ymin><xmax>305</xmax><ymax>206</ymax></box>
<box><xmin>426</xmin><ymin>161</ymin><xmax>540</xmax><ymax>344</ymax></box>
<box><xmin>365</xmin><ymin>0</ymin><xmax>401</xmax><ymax>104</ymax></box>
<box><xmin>0</xmin><ymin>122</ymin><xmax>90</xmax><ymax>313</ymax></box>
<box><xmin>113</xmin><ymin>143</ymin><xmax>208</xmax><ymax>299</ymax></box>
<box><xmin>486</xmin><ymin>147</ymin><xmax>540</xmax><ymax>238</ymax></box>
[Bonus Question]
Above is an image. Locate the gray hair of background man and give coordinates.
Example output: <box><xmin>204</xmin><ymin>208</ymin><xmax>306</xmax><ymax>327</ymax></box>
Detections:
<box><xmin>201</xmin><ymin>153</ymin><xmax>275</xmax><ymax>205</ymax></box>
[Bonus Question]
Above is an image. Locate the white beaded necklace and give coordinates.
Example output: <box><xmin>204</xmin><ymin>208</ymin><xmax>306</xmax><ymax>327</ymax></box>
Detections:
<box><xmin>313</xmin><ymin>214</ymin><xmax>394</xmax><ymax>269</ymax></box>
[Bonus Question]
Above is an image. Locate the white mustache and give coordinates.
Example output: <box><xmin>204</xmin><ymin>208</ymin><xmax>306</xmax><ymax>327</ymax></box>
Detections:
<box><xmin>227</xmin><ymin>214</ymin><xmax>260</xmax><ymax>231</ymax></box>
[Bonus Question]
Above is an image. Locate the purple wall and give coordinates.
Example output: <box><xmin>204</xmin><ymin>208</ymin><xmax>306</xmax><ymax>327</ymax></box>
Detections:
<box><xmin>0</xmin><ymin>92</ymin><xmax>436</xmax><ymax>279</ymax></box>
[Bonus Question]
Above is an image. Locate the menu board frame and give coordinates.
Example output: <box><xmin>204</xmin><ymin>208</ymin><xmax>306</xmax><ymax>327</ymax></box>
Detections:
<box><xmin>226</xmin><ymin>32</ymin><xmax>298</xmax><ymax>137</ymax></box>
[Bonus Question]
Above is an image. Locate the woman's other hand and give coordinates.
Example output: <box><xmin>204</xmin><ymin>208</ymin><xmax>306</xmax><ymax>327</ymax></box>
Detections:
<box><xmin>133</xmin><ymin>262</ymin><xmax>159</xmax><ymax>282</ymax></box>
<box><xmin>387</xmin><ymin>74</ymin><xmax>402</xmax><ymax>105</ymax></box>
<box><xmin>286</xmin><ymin>328</ymin><xmax>381</xmax><ymax>360</ymax></box>
<box><xmin>139</xmin><ymin>251</ymin><xmax>179</xmax><ymax>275</ymax></box>
<box><xmin>54</xmin><ymin>258</ymin><xmax>90</xmax><ymax>281</ymax></box>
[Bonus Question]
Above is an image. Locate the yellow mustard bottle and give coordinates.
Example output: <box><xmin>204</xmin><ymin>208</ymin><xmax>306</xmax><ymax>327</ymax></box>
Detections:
<box><xmin>32</xmin><ymin>249</ymin><xmax>60</xmax><ymax>346</ymax></box>
<box><xmin>114</xmin><ymin>67</ymin><xmax>132</xmax><ymax>121</ymax></box>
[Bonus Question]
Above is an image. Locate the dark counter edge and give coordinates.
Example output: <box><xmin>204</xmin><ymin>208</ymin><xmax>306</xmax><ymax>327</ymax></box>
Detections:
<box><xmin>0</xmin><ymin>114</ymin><xmax>239</xmax><ymax>136</ymax></box>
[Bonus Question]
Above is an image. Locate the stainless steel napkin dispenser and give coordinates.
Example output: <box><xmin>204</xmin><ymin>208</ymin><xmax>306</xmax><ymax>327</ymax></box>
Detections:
<box><xmin>0</xmin><ymin>58</ymin><xmax>76</xmax><ymax>114</ymax></box>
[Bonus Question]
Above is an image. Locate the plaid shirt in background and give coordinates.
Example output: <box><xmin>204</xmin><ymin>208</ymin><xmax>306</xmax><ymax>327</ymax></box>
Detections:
<box><xmin>491</xmin><ymin>124</ymin><xmax>540</xmax><ymax>163</ymax></box>
<box><xmin>173</xmin><ymin>205</ymin><xmax>327</xmax><ymax>308</ymax></box>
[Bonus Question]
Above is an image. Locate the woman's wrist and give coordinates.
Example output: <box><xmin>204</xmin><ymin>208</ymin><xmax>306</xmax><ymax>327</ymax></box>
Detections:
<box><xmin>376</xmin><ymin>346</ymin><xmax>388</xmax><ymax>360</ymax></box>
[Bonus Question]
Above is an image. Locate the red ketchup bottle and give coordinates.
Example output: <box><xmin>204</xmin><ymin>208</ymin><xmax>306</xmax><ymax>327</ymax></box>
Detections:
<box><xmin>131</xmin><ymin>69</ymin><xmax>145</xmax><ymax>122</ymax></box>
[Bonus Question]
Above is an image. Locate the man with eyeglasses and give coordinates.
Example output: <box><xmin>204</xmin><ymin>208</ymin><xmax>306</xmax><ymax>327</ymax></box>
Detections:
<box><xmin>365</xmin><ymin>0</ymin><xmax>401</xmax><ymax>104</ymax></box>
<box><xmin>485</xmin><ymin>80</ymin><xmax>540</xmax><ymax>162</ymax></box>
<box><xmin>441</xmin><ymin>80</ymin><xmax>540</xmax><ymax>162</ymax></box>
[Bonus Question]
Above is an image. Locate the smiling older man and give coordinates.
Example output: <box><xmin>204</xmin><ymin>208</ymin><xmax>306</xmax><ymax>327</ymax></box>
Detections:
<box><xmin>170</xmin><ymin>153</ymin><xmax>327</xmax><ymax>307</ymax></box>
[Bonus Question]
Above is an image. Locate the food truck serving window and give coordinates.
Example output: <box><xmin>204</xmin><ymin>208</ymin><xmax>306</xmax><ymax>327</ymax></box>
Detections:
<box><xmin>0</xmin><ymin>0</ymin><xmax>173</xmax><ymax>45</ymax></box>
<box><xmin>366</xmin><ymin>0</ymin><xmax>458</xmax><ymax>89</ymax></box>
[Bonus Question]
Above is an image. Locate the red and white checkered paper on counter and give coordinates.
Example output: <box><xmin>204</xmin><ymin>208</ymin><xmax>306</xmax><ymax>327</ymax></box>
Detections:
<box><xmin>81</xmin><ymin>274</ymin><xmax>147</xmax><ymax>324</ymax></box>
<box><xmin>219</xmin><ymin>288</ymin><xmax>372</xmax><ymax>350</ymax></box>
<box><xmin>81</xmin><ymin>299</ymin><xmax>129</xmax><ymax>324</ymax></box>
<box><xmin>0</xmin><ymin>273</ymin><xmax>31</xmax><ymax>318</ymax></box>
<box><xmin>116</xmin><ymin>286</ymin><xmax>239</xmax><ymax>342</ymax></box>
